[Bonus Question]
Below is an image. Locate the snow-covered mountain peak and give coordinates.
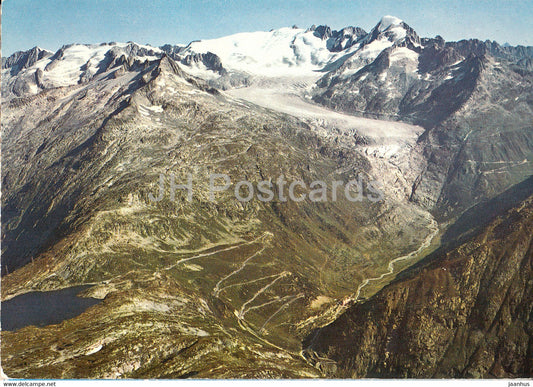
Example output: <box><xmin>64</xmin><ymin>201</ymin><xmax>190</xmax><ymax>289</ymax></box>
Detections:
<box><xmin>363</xmin><ymin>15</ymin><xmax>411</xmax><ymax>44</ymax></box>
<box><xmin>181</xmin><ymin>27</ymin><xmax>336</xmax><ymax>77</ymax></box>
<box><xmin>377</xmin><ymin>15</ymin><xmax>404</xmax><ymax>31</ymax></box>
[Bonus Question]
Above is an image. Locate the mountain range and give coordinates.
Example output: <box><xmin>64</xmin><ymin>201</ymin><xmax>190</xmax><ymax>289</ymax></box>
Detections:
<box><xmin>1</xmin><ymin>16</ymin><xmax>532</xmax><ymax>378</ymax></box>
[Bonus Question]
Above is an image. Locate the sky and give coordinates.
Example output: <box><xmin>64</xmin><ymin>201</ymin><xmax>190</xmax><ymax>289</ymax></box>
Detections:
<box><xmin>2</xmin><ymin>0</ymin><xmax>533</xmax><ymax>56</ymax></box>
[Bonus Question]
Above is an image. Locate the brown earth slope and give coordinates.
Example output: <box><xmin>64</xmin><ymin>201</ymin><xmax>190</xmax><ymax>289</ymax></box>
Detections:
<box><xmin>305</xmin><ymin>193</ymin><xmax>533</xmax><ymax>378</ymax></box>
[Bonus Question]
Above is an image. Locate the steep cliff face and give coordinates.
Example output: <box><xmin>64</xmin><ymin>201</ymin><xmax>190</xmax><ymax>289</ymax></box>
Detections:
<box><xmin>305</xmin><ymin>194</ymin><xmax>533</xmax><ymax>378</ymax></box>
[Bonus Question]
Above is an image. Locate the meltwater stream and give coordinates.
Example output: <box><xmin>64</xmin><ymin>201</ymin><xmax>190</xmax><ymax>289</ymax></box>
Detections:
<box><xmin>1</xmin><ymin>286</ymin><xmax>101</xmax><ymax>331</ymax></box>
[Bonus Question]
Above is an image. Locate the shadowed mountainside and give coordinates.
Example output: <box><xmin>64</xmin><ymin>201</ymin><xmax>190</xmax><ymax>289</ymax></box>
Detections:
<box><xmin>304</xmin><ymin>192</ymin><xmax>533</xmax><ymax>378</ymax></box>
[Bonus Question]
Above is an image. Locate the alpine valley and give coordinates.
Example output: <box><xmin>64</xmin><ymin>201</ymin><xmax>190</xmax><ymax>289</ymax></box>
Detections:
<box><xmin>1</xmin><ymin>16</ymin><xmax>532</xmax><ymax>378</ymax></box>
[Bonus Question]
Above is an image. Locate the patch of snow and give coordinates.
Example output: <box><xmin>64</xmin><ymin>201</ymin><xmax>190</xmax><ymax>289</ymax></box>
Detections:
<box><xmin>20</xmin><ymin>42</ymin><xmax>162</xmax><ymax>89</ymax></box>
<box><xmin>450</xmin><ymin>59</ymin><xmax>464</xmax><ymax>67</ymax></box>
<box><xmin>35</xmin><ymin>44</ymin><xmax>116</xmax><ymax>86</ymax></box>
<box><xmin>389</xmin><ymin>47</ymin><xmax>419</xmax><ymax>72</ymax></box>
<box><xmin>138</xmin><ymin>104</ymin><xmax>163</xmax><ymax>115</ymax></box>
<box><xmin>132</xmin><ymin>300</ymin><xmax>171</xmax><ymax>313</ymax></box>
<box><xmin>146</xmin><ymin>105</ymin><xmax>163</xmax><ymax>113</ymax></box>
<box><xmin>181</xmin><ymin>61</ymin><xmax>220</xmax><ymax>80</ymax></box>
<box><xmin>135</xmin><ymin>43</ymin><xmax>163</xmax><ymax>53</ymax></box>
<box><xmin>339</xmin><ymin>66</ymin><xmax>362</xmax><ymax>78</ymax></box>
<box><xmin>386</xmin><ymin>25</ymin><xmax>407</xmax><ymax>40</ymax></box>
<box><xmin>183</xmin><ymin>326</ymin><xmax>209</xmax><ymax>337</ymax></box>
<box><xmin>359</xmin><ymin>39</ymin><xmax>394</xmax><ymax>60</ymax></box>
